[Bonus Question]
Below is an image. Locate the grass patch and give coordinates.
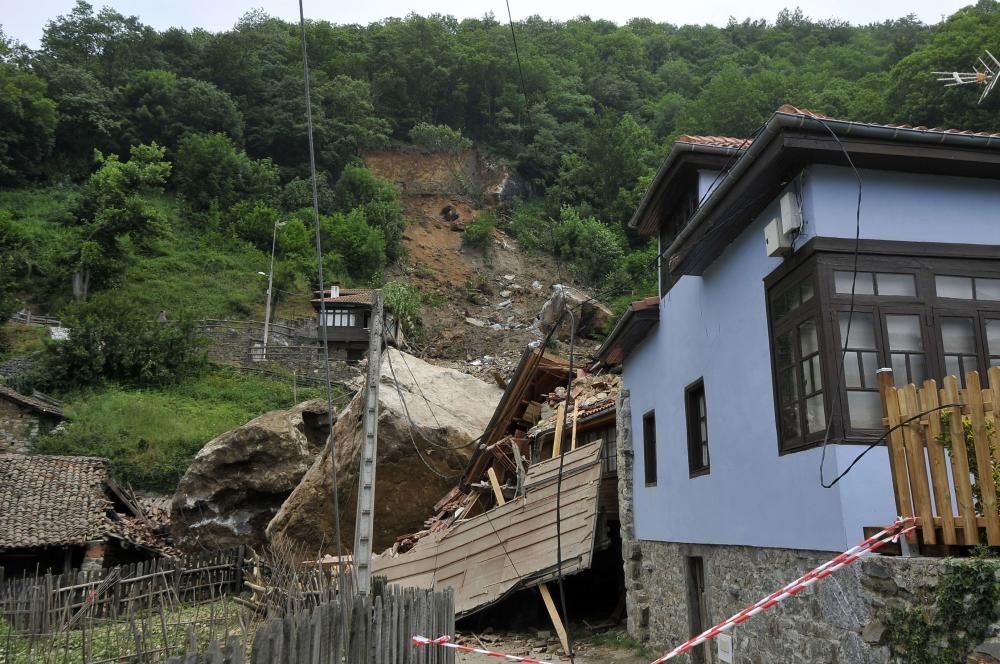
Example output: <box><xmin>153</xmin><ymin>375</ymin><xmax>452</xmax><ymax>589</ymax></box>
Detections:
<box><xmin>0</xmin><ymin>598</ymin><xmax>247</xmax><ymax>663</ymax></box>
<box><xmin>588</xmin><ymin>629</ymin><xmax>660</xmax><ymax>659</ymax></box>
<box><xmin>0</xmin><ymin>323</ymin><xmax>48</xmax><ymax>363</ymax></box>
<box><xmin>34</xmin><ymin>368</ymin><xmax>327</xmax><ymax>493</ymax></box>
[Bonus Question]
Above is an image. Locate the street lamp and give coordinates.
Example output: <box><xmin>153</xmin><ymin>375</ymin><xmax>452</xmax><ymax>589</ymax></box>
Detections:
<box><xmin>260</xmin><ymin>219</ymin><xmax>286</xmax><ymax>360</ymax></box>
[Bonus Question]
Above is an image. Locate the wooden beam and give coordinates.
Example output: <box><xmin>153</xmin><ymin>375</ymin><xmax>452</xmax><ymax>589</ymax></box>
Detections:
<box><xmin>487</xmin><ymin>467</ymin><xmax>505</xmax><ymax>506</ymax></box>
<box><xmin>539</xmin><ymin>583</ymin><xmax>571</xmax><ymax>656</ymax></box>
<box><xmin>551</xmin><ymin>402</ymin><xmax>567</xmax><ymax>459</ymax></box>
<box><xmin>570</xmin><ymin>402</ymin><xmax>580</xmax><ymax>451</ymax></box>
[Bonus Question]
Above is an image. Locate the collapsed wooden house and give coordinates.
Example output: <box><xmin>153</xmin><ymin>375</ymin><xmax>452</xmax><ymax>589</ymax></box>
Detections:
<box><xmin>372</xmin><ymin>346</ymin><xmax>623</xmax><ymax>647</ymax></box>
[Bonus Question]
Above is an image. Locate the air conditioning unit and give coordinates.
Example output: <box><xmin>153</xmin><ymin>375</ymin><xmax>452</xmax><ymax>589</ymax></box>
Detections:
<box><xmin>764</xmin><ymin>217</ymin><xmax>791</xmax><ymax>258</ymax></box>
<box><xmin>779</xmin><ymin>190</ymin><xmax>802</xmax><ymax>236</ymax></box>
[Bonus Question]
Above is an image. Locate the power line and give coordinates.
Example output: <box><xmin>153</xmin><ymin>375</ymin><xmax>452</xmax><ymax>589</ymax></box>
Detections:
<box><xmin>297</xmin><ymin>0</ymin><xmax>346</xmax><ymax>583</ymax></box>
<box><xmin>504</xmin><ymin>0</ymin><xmax>531</xmax><ymax>128</ymax></box>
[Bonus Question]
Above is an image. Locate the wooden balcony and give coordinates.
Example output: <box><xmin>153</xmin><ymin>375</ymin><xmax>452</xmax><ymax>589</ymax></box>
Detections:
<box><xmin>879</xmin><ymin>367</ymin><xmax>1000</xmax><ymax>549</ymax></box>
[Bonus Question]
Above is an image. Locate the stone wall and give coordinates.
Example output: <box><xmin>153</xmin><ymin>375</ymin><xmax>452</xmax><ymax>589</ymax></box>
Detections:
<box><xmin>0</xmin><ymin>399</ymin><xmax>48</xmax><ymax>454</ymax></box>
<box><xmin>614</xmin><ymin>387</ymin><xmax>1000</xmax><ymax>664</ymax></box>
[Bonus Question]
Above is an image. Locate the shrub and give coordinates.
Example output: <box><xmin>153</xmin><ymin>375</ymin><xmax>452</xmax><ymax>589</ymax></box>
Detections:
<box><xmin>383</xmin><ymin>280</ymin><xmax>422</xmax><ymax>339</ymax></box>
<box><xmin>281</xmin><ymin>175</ymin><xmax>337</xmax><ymax>215</ymax></box>
<box><xmin>319</xmin><ymin>209</ymin><xmax>386</xmax><ymax>281</ymax></box>
<box><xmin>174</xmin><ymin>132</ymin><xmax>279</xmax><ymax>212</ymax></box>
<box><xmin>409</xmin><ymin>122</ymin><xmax>473</xmax><ymax>153</ymax></box>
<box><xmin>463</xmin><ymin>212</ymin><xmax>495</xmax><ymax>250</ymax></box>
<box><xmin>553</xmin><ymin>206</ymin><xmax>625</xmax><ymax>285</ymax></box>
<box><xmin>333</xmin><ymin>165</ymin><xmax>405</xmax><ymax>261</ymax></box>
<box><xmin>39</xmin><ymin>292</ymin><xmax>206</xmax><ymax>389</ymax></box>
<box><xmin>509</xmin><ymin>199</ymin><xmax>556</xmax><ymax>253</ymax></box>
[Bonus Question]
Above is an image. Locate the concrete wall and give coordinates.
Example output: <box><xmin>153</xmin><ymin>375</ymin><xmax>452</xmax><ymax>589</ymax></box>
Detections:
<box><xmin>626</xmin><ymin>166</ymin><xmax>1000</xmax><ymax>553</ymax></box>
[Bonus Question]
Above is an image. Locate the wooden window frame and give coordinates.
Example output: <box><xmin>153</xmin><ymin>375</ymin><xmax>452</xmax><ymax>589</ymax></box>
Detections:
<box><xmin>685</xmin><ymin>379</ymin><xmax>710</xmax><ymax>477</ymax></box>
<box><xmin>642</xmin><ymin>410</ymin><xmax>657</xmax><ymax>487</ymax></box>
<box><xmin>767</xmin><ymin>241</ymin><xmax>1000</xmax><ymax>453</ymax></box>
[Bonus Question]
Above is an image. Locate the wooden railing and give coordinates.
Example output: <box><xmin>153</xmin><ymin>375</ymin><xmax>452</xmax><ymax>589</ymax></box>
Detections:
<box><xmin>880</xmin><ymin>367</ymin><xmax>1000</xmax><ymax>547</ymax></box>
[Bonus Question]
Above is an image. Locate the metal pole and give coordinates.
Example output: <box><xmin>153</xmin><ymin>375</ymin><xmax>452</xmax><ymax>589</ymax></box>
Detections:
<box><xmin>262</xmin><ymin>219</ymin><xmax>279</xmax><ymax>360</ymax></box>
<box><xmin>353</xmin><ymin>289</ymin><xmax>384</xmax><ymax>595</ymax></box>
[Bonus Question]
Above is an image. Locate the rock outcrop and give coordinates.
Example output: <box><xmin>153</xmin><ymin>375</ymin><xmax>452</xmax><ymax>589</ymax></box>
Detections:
<box><xmin>171</xmin><ymin>400</ymin><xmax>333</xmax><ymax>550</ymax></box>
<box><xmin>267</xmin><ymin>349</ymin><xmax>503</xmax><ymax>554</ymax></box>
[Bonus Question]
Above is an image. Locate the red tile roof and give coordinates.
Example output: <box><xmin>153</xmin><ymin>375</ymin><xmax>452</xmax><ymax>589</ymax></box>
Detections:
<box><xmin>676</xmin><ymin>135</ymin><xmax>752</xmax><ymax>149</ymax></box>
<box><xmin>776</xmin><ymin>103</ymin><xmax>1000</xmax><ymax>139</ymax></box>
<box><xmin>0</xmin><ymin>455</ymin><xmax>111</xmax><ymax>549</ymax></box>
<box><xmin>312</xmin><ymin>289</ymin><xmax>375</xmax><ymax>306</ymax></box>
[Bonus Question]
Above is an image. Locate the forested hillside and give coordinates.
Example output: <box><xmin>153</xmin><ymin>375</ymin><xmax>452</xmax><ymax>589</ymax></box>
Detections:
<box><xmin>2</xmin><ymin>0</ymin><xmax>1000</xmax><ymax>315</ymax></box>
<box><xmin>1</xmin><ymin>0</ymin><xmax>999</xmax><ymax>489</ymax></box>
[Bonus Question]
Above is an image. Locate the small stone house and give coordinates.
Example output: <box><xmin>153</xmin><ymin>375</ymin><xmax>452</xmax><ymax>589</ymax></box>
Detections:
<box><xmin>0</xmin><ymin>385</ymin><xmax>63</xmax><ymax>454</ymax></box>
<box><xmin>311</xmin><ymin>286</ymin><xmax>400</xmax><ymax>360</ymax></box>
<box><xmin>598</xmin><ymin>105</ymin><xmax>1000</xmax><ymax>662</ymax></box>
<box><xmin>0</xmin><ymin>455</ymin><xmax>167</xmax><ymax>575</ymax></box>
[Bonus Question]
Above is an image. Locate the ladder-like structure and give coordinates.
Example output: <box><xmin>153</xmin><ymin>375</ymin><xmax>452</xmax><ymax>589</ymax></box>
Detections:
<box><xmin>352</xmin><ymin>289</ymin><xmax>384</xmax><ymax>594</ymax></box>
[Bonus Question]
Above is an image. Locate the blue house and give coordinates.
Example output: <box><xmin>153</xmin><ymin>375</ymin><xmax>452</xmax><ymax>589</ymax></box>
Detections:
<box><xmin>597</xmin><ymin>104</ymin><xmax>1000</xmax><ymax>659</ymax></box>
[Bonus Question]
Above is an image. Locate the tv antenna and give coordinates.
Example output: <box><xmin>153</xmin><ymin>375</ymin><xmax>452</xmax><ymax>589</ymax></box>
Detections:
<box><xmin>934</xmin><ymin>50</ymin><xmax>1000</xmax><ymax>103</ymax></box>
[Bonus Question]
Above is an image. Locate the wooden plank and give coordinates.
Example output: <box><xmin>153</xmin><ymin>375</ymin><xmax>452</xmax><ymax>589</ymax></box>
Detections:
<box><xmin>487</xmin><ymin>468</ymin><xmax>506</xmax><ymax>506</ymax></box>
<box><xmin>538</xmin><ymin>584</ymin><xmax>570</xmax><ymax>656</ymax></box>
<box><xmin>900</xmin><ymin>383</ymin><xmax>936</xmax><ymax>544</ymax></box>
<box><xmin>570</xmin><ymin>402</ymin><xmax>580</xmax><ymax>451</ymax></box>
<box><xmin>966</xmin><ymin>371</ymin><xmax>1000</xmax><ymax>544</ymax></box>
<box><xmin>921</xmin><ymin>380</ymin><xmax>956</xmax><ymax>545</ymax></box>
<box><xmin>551</xmin><ymin>402</ymin><xmax>566</xmax><ymax>458</ymax></box>
<box><xmin>879</xmin><ymin>372</ymin><xmax>914</xmax><ymax>521</ymax></box>
<box><xmin>943</xmin><ymin>377</ymin><xmax>979</xmax><ymax>545</ymax></box>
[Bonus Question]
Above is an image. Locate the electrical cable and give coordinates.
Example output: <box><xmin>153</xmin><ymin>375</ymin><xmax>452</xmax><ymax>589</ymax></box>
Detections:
<box><xmin>383</xmin><ymin>323</ymin><xmax>462</xmax><ymax>480</ymax></box>
<box><xmin>819</xmin><ymin>402</ymin><xmax>963</xmax><ymax>489</ymax></box>
<box><xmin>810</xmin><ymin>117</ymin><xmax>865</xmax><ymax>490</ymax></box>
<box><xmin>554</xmin><ymin>306</ymin><xmax>577</xmax><ymax>662</ymax></box>
<box><xmin>504</xmin><ymin>0</ymin><xmax>531</xmax><ymax>128</ymax></box>
<box><xmin>297</xmin><ymin>0</ymin><xmax>346</xmax><ymax>585</ymax></box>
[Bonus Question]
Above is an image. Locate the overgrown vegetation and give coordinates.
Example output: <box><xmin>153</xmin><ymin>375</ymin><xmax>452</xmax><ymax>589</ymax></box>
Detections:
<box><xmin>409</xmin><ymin>122</ymin><xmax>473</xmax><ymax>153</ymax></box>
<box><xmin>883</xmin><ymin>555</ymin><xmax>1000</xmax><ymax>663</ymax></box>
<box><xmin>383</xmin><ymin>280</ymin><xmax>423</xmax><ymax>340</ymax></box>
<box><xmin>936</xmin><ymin>413</ymin><xmax>1000</xmax><ymax>512</ymax></box>
<box><xmin>34</xmin><ymin>368</ymin><xmax>324</xmax><ymax>491</ymax></box>
<box><xmin>462</xmin><ymin>212</ymin><xmax>496</xmax><ymax>251</ymax></box>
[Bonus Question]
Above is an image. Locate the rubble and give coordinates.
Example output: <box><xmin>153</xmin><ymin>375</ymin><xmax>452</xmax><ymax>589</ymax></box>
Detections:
<box><xmin>170</xmin><ymin>400</ymin><xmax>333</xmax><ymax>551</ymax></box>
<box><xmin>266</xmin><ymin>349</ymin><xmax>503</xmax><ymax>554</ymax></box>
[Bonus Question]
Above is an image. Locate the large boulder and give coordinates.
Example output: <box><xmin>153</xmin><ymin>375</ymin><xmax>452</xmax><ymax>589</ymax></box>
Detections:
<box><xmin>536</xmin><ymin>284</ymin><xmax>613</xmax><ymax>340</ymax></box>
<box><xmin>267</xmin><ymin>349</ymin><xmax>503</xmax><ymax>555</ymax></box>
<box><xmin>171</xmin><ymin>400</ymin><xmax>334</xmax><ymax>551</ymax></box>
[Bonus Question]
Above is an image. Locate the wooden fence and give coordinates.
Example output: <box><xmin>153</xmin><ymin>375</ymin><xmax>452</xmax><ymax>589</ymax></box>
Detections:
<box><xmin>1</xmin><ymin>551</ymin><xmax>455</xmax><ymax>664</ymax></box>
<box><xmin>880</xmin><ymin>367</ymin><xmax>1000</xmax><ymax>547</ymax></box>
<box><xmin>0</xmin><ymin>548</ymin><xmax>245</xmax><ymax>635</ymax></box>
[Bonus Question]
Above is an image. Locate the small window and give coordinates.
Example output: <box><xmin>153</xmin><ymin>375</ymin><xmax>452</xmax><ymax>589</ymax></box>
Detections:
<box><xmin>323</xmin><ymin>309</ymin><xmax>357</xmax><ymax>327</ymax></box>
<box><xmin>685</xmin><ymin>380</ymin><xmax>709</xmax><ymax>476</ymax></box>
<box><xmin>642</xmin><ymin>411</ymin><xmax>657</xmax><ymax>486</ymax></box>
<box><xmin>834</xmin><ymin>271</ymin><xmax>916</xmax><ymax>297</ymax></box>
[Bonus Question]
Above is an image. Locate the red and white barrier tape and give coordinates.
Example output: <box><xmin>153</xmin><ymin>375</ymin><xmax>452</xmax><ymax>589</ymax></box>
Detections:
<box><xmin>650</xmin><ymin>517</ymin><xmax>917</xmax><ymax>662</ymax></box>
<box><xmin>412</xmin><ymin>519</ymin><xmax>915</xmax><ymax>664</ymax></box>
<box><xmin>412</xmin><ymin>635</ymin><xmax>556</xmax><ymax>663</ymax></box>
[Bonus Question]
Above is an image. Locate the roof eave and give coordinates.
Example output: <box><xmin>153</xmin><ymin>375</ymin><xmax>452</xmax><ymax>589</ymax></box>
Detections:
<box><xmin>628</xmin><ymin>142</ymin><xmax>746</xmax><ymax>236</ymax></box>
<box><xmin>666</xmin><ymin>110</ymin><xmax>1000</xmax><ymax>277</ymax></box>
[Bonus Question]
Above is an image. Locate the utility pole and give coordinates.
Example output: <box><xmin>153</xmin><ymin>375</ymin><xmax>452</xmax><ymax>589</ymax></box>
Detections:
<box><xmin>353</xmin><ymin>289</ymin><xmax>384</xmax><ymax>595</ymax></box>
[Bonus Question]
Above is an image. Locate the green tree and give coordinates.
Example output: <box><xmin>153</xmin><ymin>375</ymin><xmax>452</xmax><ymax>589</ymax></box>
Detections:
<box><xmin>44</xmin><ymin>64</ymin><xmax>120</xmax><ymax>178</ymax></box>
<box><xmin>39</xmin><ymin>291</ymin><xmax>205</xmax><ymax>388</ymax></box>
<box><xmin>174</xmin><ymin>132</ymin><xmax>278</xmax><ymax>212</ymax></box>
<box><xmin>319</xmin><ymin>209</ymin><xmax>386</xmax><ymax>281</ymax></box>
<box><xmin>0</xmin><ymin>64</ymin><xmax>58</xmax><ymax>184</ymax></box>
<box><xmin>69</xmin><ymin>143</ymin><xmax>172</xmax><ymax>295</ymax></box>
<box><xmin>120</xmin><ymin>70</ymin><xmax>243</xmax><ymax>150</ymax></box>
<box><xmin>333</xmin><ymin>165</ymin><xmax>405</xmax><ymax>261</ymax></box>
<box><xmin>553</xmin><ymin>207</ymin><xmax>626</xmax><ymax>285</ymax></box>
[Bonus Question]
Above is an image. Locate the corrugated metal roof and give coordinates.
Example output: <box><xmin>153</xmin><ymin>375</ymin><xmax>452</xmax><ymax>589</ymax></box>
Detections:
<box><xmin>372</xmin><ymin>441</ymin><xmax>604</xmax><ymax>615</ymax></box>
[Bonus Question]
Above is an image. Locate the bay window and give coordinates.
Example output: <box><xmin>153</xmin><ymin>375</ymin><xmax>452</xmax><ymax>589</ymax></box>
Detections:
<box><xmin>767</xmin><ymin>247</ymin><xmax>1000</xmax><ymax>452</ymax></box>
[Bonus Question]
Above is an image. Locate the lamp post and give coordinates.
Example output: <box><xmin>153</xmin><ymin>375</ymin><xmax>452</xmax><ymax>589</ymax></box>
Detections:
<box><xmin>259</xmin><ymin>219</ymin><xmax>285</xmax><ymax>360</ymax></box>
